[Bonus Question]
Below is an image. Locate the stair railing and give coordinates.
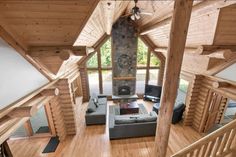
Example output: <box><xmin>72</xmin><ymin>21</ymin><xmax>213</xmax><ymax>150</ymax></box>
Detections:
<box><xmin>172</xmin><ymin>119</ymin><xmax>236</xmax><ymax>157</ymax></box>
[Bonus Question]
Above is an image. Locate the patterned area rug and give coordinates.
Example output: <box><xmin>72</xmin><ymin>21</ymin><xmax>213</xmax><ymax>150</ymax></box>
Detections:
<box><xmin>109</xmin><ymin>103</ymin><xmax>148</xmax><ymax>115</ymax></box>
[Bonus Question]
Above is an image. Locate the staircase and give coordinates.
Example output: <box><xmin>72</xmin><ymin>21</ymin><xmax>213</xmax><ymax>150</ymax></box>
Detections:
<box><xmin>172</xmin><ymin>119</ymin><xmax>236</xmax><ymax>157</ymax></box>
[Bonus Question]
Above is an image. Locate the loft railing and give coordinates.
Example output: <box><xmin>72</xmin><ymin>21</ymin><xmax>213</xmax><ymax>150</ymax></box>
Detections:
<box><xmin>172</xmin><ymin>119</ymin><xmax>236</xmax><ymax>157</ymax></box>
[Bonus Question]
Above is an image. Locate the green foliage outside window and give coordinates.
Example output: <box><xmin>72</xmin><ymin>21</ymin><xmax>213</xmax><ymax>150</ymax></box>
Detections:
<box><xmin>150</xmin><ymin>53</ymin><xmax>160</xmax><ymax>67</ymax></box>
<box><xmin>87</xmin><ymin>52</ymin><xmax>98</xmax><ymax>68</ymax></box>
<box><xmin>101</xmin><ymin>38</ymin><xmax>112</xmax><ymax>68</ymax></box>
<box><xmin>137</xmin><ymin>38</ymin><xmax>148</xmax><ymax>66</ymax></box>
<box><xmin>87</xmin><ymin>38</ymin><xmax>160</xmax><ymax>68</ymax></box>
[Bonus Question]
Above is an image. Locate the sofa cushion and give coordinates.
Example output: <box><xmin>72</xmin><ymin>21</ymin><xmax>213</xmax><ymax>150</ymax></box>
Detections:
<box><xmin>136</xmin><ymin>112</ymin><xmax>157</xmax><ymax>123</ymax></box>
<box><xmin>114</xmin><ymin>112</ymin><xmax>157</xmax><ymax>124</ymax></box>
<box><xmin>114</xmin><ymin>115</ymin><xmax>137</xmax><ymax>124</ymax></box>
<box><xmin>98</xmin><ymin>98</ymin><xmax>107</xmax><ymax>105</ymax></box>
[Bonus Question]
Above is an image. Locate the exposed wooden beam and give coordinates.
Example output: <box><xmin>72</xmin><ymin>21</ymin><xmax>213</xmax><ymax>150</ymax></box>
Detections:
<box><xmin>206</xmin><ymin>49</ymin><xmax>235</xmax><ymax>60</ymax></box>
<box><xmin>155</xmin><ymin>47</ymin><xmax>197</xmax><ymax>57</ymax></box>
<box><xmin>140</xmin><ymin>17</ymin><xmax>171</xmax><ymax>35</ymax></box>
<box><xmin>196</xmin><ymin>45</ymin><xmax>236</xmax><ymax>55</ymax></box>
<box><xmin>101</xmin><ymin>1</ymin><xmax>116</xmax><ymax>35</ymax></box>
<box><xmin>155</xmin><ymin>0</ymin><xmax>193</xmax><ymax>157</ymax></box>
<box><xmin>212</xmin><ymin>81</ymin><xmax>231</xmax><ymax>88</ymax></box>
<box><xmin>28</xmin><ymin>46</ymin><xmax>94</xmax><ymax>60</ymax></box>
<box><xmin>40</xmin><ymin>88</ymin><xmax>59</xmax><ymax>96</ymax></box>
<box><xmin>140</xmin><ymin>0</ymin><xmax>236</xmax><ymax>35</ymax></box>
<box><xmin>156</xmin><ymin>47</ymin><xmax>236</xmax><ymax>60</ymax></box>
<box><xmin>7</xmin><ymin>106</ymin><xmax>37</xmax><ymax>118</ymax></box>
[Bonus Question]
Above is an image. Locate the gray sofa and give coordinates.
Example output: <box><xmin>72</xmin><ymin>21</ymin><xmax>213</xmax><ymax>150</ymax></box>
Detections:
<box><xmin>85</xmin><ymin>95</ymin><xmax>107</xmax><ymax>125</ymax></box>
<box><xmin>109</xmin><ymin>106</ymin><xmax>157</xmax><ymax>139</ymax></box>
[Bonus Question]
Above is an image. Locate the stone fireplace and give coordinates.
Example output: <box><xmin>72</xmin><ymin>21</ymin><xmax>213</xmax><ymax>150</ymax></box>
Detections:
<box><xmin>111</xmin><ymin>18</ymin><xmax>137</xmax><ymax>96</ymax></box>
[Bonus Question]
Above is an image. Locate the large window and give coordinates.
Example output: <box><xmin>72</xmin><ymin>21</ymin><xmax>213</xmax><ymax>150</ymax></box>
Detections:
<box><xmin>86</xmin><ymin>37</ymin><xmax>162</xmax><ymax>96</ymax></box>
<box><xmin>87</xmin><ymin>39</ymin><xmax>112</xmax><ymax>96</ymax></box>
<box><xmin>136</xmin><ymin>38</ymin><xmax>160</xmax><ymax>94</ymax></box>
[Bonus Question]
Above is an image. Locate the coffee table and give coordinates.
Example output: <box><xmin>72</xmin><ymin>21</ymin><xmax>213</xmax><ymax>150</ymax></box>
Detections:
<box><xmin>119</xmin><ymin>101</ymin><xmax>139</xmax><ymax>115</ymax></box>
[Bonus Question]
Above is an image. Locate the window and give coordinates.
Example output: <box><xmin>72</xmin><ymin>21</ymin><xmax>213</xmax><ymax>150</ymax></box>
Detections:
<box><xmin>136</xmin><ymin>69</ymin><xmax>147</xmax><ymax>94</ymax></box>
<box><xmin>102</xmin><ymin>70</ymin><xmax>112</xmax><ymax>95</ymax></box>
<box><xmin>149</xmin><ymin>69</ymin><xmax>159</xmax><ymax>85</ymax></box>
<box><xmin>150</xmin><ymin>53</ymin><xmax>160</xmax><ymax>67</ymax></box>
<box><xmin>87</xmin><ymin>52</ymin><xmax>98</xmax><ymax>68</ymax></box>
<box><xmin>137</xmin><ymin>38</ymin><xmax>148</xmax><ymax>67</ymax></box>
<box><xmin>101</xmin><ymin>39</ymin><xmax>112</xmax><ymax>68</ymax></box>
<box><xmin>179</xmin><ymin>79</ymin><xmax>189</xmax><ymax>93</ymax></box>
<box><xmin>86</xmin><ymin>37</ymin><xmax>163</xmax><ymax>96</ymax></box>
<box><xmin>30</xmin><ymin>106</ymin><xmax>49</xmax><ymax>134</ymax></box>
<box><xmin>88</xmin><ymin>70</ymin><xmax>100</xmax><ymax>95</ymax></box>
<box><xmin>177</xmin><ymin>79</ymin><xmax>189</xmax><ymax>103</ymax></box>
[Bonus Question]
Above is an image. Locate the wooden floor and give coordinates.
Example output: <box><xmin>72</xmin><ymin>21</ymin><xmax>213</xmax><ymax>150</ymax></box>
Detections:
<box><xmin>8</xmin><ymin>99</ymin><xmax>202</xmax><ymax>157</ymax></box>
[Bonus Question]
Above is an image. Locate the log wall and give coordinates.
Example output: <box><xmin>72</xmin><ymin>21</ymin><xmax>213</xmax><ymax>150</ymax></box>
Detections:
<box><xmin>183</xmin><ymin>74</ymin><xmax>235</xmax><ymax>133</ymax></box>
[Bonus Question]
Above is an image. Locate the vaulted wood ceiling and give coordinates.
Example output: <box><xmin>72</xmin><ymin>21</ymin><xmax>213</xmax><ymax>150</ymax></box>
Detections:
<box><xmin>0</xmin><ymin>0</ymin><xmax>235</xmax><ymax>79</ymax></box>
<box><xmin>0</xmin><ymin>0</ymin><xmax>99</xmax><ymax>47</ymax></box>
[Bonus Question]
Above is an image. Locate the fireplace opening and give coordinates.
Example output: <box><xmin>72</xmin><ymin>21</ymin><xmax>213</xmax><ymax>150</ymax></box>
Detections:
<box><xmin>118</xmin><ymin>86</ymin><xmax>131</xmax><ymax>95</ymax></box>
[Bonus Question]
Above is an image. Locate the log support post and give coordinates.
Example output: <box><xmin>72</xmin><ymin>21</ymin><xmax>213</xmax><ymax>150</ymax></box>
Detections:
<box><xmin>155</xmin><ymin>0</ymin><xmax>193</xmax><ymax>157</ymax></box>
<box><xmin>212</xmin><ymin>81</ymin><xmax>231</xmax><ymax>88</ymax></box>
<box><xmin>40</xmin><ymin>87</ymin><xmax>59</xmax><ymax>96</ymax></box>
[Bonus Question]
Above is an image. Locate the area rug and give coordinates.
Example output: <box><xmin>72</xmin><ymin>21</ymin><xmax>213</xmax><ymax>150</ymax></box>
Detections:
<box><xmin>42</xmin><ymin>136</ymin><xmax>60</xmax><ymax>153</ymax></box>
<box><xmin>109</xmin><ymin>103</ymin><xmax>148</xmax><ymax>115</ymax></box>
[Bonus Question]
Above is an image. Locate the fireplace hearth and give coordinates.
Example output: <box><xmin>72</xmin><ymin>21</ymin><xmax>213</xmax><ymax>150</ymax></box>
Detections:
<box><xmin>118</xmin><ymin>86</ymin><xmax>131</xmax><ymax>95</ymax></box>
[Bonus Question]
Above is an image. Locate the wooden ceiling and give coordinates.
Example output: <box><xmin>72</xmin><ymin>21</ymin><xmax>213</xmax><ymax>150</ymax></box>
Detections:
<box><xmin>0</xmin><ymin>0</ymin><xmax>235</xmax><ymax>79</ymax></box>
<box><xmin>0</xmin><ymin>0</ymin><xmax>99</xmax><ymax>47</ymax></box>
<box><xmin>74</xmin><ymin>1</ymin><xmax>129</xmax><ymax>47</ymax></box>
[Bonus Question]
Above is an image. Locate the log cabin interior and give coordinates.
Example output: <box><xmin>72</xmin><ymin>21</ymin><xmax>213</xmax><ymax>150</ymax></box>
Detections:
<box><xmin>0</xmin><ymin>0</ymin><xmax>236</xmax><ymax>157</ymax></box>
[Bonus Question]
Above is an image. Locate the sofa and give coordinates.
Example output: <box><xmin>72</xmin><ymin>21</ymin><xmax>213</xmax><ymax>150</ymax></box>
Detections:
<box><xmin>109</xmin><ymin>106</ymin><xmax>157</xmax><ymax>139</ymax></box>
<box><xmin>85</xmin><ymin>95</ymin><xmax>107</xmax><ymax>125</ymax></box>
<box><xmin>152</xmin><ymin>100</ymin><xmax>185</xmax><ymax>124</ymax></box>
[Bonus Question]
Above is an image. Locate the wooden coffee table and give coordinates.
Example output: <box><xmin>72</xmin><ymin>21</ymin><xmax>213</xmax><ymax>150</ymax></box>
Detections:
<box><xmin>120</xmin><ymin>101</ymin><xmax>139</xmax><ymax>115</ymax></box>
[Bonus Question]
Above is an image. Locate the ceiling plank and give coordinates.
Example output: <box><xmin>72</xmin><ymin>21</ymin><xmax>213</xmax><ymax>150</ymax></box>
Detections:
<box><xmin>72</xmin><ymin>0</ymin><xmax>100</xmax><ymax>43</ymax></box>
<box><xmin>140</xmin><ymin>0</ymin><xmax>236</xmax><ymax>35</ymax></box>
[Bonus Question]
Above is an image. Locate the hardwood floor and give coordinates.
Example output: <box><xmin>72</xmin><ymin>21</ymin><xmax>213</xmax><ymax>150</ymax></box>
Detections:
<box><xmin>8</xmin><ymin>99</ymin><xmax>202</xmax><ymax>157</ymax></box>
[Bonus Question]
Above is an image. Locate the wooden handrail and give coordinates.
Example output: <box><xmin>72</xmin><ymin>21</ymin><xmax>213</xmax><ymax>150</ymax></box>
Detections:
<box><xmin>172</xmin><ymin>119</ymin><xmax>236</xmax><ymax>157</ymax></box>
